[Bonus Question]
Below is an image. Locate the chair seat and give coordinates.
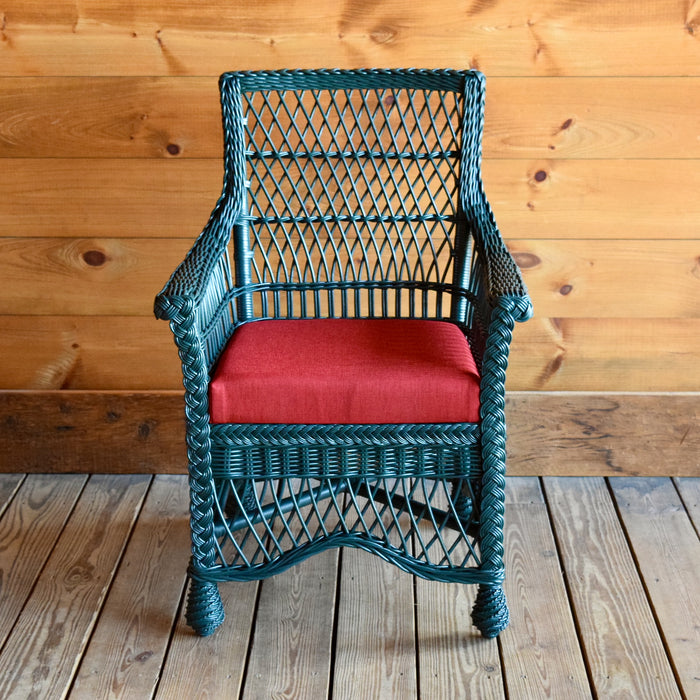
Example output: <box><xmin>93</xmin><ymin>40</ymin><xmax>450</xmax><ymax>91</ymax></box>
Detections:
<box><xmin>209</xmin><ymin>319</ymin><xmax>481</xmax><ymax>424</ymax></box>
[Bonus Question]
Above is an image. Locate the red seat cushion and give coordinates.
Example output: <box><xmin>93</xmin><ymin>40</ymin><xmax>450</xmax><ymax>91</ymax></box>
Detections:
<box><xmin>209</xmin><ymin>319</ymin><xmax>480</xmax><ymax>424</ymax></box>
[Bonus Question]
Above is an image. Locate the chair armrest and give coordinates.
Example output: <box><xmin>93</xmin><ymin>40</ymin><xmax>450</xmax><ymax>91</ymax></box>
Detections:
<box><xmin>469</xmin><ymin>195</ymin><xmax>533</xmax><ymax>323</ymax></box>
<box><xmin>154</xmin><ymin>195</ymin><xmax>240</xmax><ymax>322</ymax></box>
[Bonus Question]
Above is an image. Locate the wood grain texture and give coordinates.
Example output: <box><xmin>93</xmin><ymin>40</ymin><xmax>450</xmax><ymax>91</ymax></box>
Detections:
<box><xmin>543</xmin><ymin>477</ymin><xmax>681</xmax><ymax>699</ymax></box>
<box><xmin>1</xmin><ymin>391</ymin><xmax>697</xmax><ymax>476</ymax></box>
<box><xmin>609</xmin><ymin>478</ymin><xmax>700</xmax><ymax>699</ymax></box>
<box><xmin>243</xmin><ymin>551</ymin><xmax>337</xmax><ymax>700</ymax></box>
<box><xmin>0</xmin><ymin>237</ymin><xmax>190</xmax><ymax>316</ymax></box>
<box><xmin>499</xmin><ymin>477</ymin><xmax>591</xmax><ymax>699</ymax></box>
<box><xmin>0</xmin><ymin>1</ymin><xmax>699</xmax><ymax>77</ymax></box>
<box><xmin>0</xmin><ymin>474</ymin><xmax>87</xmax><ymax>647</ymax></box>
<box><xmin>0</xmin><ymin>474</ymin><xmax>150</xmax><ymax>700</ymax></box>
<box><xmin>510</xmin><ymin>318</ymin><xmax>700</xmax><ymax>392</ymax></box>
<box><xmin>509</xmin><ymin>239</ymin><xmax>700</xmax><ymax>319</ymax></box>
<box><xmin>71</xmin><ymin>475</ymin><xmax>190</xmax><ymax>700</ymax></box>
<box><xmin>415</xmin><ymin>580</ymin><xmax>505</xmax><ymax>698</ymax></box>
<box><xmin>157</xmin><ymin>578</ymin><xmax>259</xmax><ymax>699</ymax></box>
<box><xmin>1</xmin><ymin>315</ymin><xmax>699</xmax><ymax>392</ymax></box>
<box><xmin>1</xmin><ymin>237</ymin><xmax>698</xmax><ymax>319</ymax></box>
<box><xmin>0</xmin><ymin>77</ymin><xmax>221</xmax><ymax>158</ymax></box>
<box><xmin>0</xmin><ymin>391</ymin><xmax>187</xmax><ymax>473</ymax></box>
<box><xmin>484</xmin><ymin>159</ymin><xmax>700</xmax><ymax>241</ymax></box>
<box><xmin>0</xmin><ymin>474</ymin><xmax>24</xmax><ymax>515</ymax></box>
<box><xmin>507</xmin><ymin>392</ymin><xmax>700</xmax><ymax>477</ymax></box>
<box><xmin>4</xmin><ymin>158</ymin><xmax>700</xmax><ymax>242</ymax></box>
<box><xmin>0</xmin><ymin>316</ymin><xmax>181</xmax><ymax>390</ymax></box>
<box><xmin>675</xmin><ymin>477</ymin><xmax>700</xmax><ymax>531</ymax></box>
<box><xmin>333</xmin><ymin>549</ymin><xmax>417</xmax><ymax>699</ymax></box>
<box><xmin>0</xmin><ymin>159</ymin><xmax>222</xmax><ymax>239</ymax></box>
<box><xmin>2</xmin><ymin>77</ymin><xmax>700</xmax><ymax>159</ymax></box>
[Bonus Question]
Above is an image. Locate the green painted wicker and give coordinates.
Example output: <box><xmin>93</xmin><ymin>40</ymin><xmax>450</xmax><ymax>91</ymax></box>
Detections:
<box><xmin>155</xmin><ymin>68</ymin><xmax>532</xmax><ymax>638</ymax></box>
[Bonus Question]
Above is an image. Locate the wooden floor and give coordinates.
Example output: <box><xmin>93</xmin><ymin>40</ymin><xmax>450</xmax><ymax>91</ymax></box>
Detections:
<box><xmin>0</xmin><ymin>474</ymin><xmax>697</xmax><ymax>699</ymax></box>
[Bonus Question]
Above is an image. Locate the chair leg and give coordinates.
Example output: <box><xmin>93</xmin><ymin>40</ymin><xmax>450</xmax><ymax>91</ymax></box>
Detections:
<box><xmin>472</xmin><ymin>584</ymin><xmax>509</xmax><ymax>638</ymax></box>
<box><xmin>185</xmin><ymin>578</ymin><xmax>225</xmax><ymax>637</ymax></box>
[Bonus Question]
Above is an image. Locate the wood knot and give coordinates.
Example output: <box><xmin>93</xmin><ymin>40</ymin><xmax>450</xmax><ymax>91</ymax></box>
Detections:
<box><xmin>370</xmin><ymin>25</ymin><xmax>397</xmax><ymax>44</ymax></box>
<box><xmin>138</xmin><ymin>420</ymin><xmax>157</xmax><ymax>439</ymax></box>
<box><xmin>512</xmin><ymin>252</ymin><xmax>541</xmax><ymax>269</ymax></box>
<box><xmin>559</xmin><ymin>284</ymin><xmax>573</xmax><ymax>295</ymax></box>
<box><xmin>82</xmin><ymin>250</ymin><xmax>107</xmax><ymax>267</ymax></box>
<box><xmin>166</xmin><ymin>143</ymin><xmax>181</xmax><ymax>156</ymax></box>
<box><xmin>533</xmin><ymin>170</ymin><xmax>547</xmax><ymax>182</ymax></box>
<box><xmin>65</xmin><ymin>562</ymin><xmax>94</xmax><ymax>588</ymax></box>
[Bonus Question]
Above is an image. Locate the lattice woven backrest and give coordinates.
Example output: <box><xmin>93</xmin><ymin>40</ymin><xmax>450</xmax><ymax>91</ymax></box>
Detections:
<box><xmin>220</xmin><ymin>70</ymin><xmax>485</xmax><ymax>320</ymax></box>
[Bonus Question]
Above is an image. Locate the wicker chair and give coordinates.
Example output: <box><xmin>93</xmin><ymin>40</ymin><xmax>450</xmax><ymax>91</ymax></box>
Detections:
<box><xmin>154</xmin><ymin>69</ymin><xmax>532</xmax><ymax>638</ymax></box>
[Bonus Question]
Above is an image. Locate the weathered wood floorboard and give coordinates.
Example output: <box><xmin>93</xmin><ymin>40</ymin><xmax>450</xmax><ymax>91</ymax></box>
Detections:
<box><xmin>333</xmin><ymin>548</ymin><xmax>417</xmax><ymax>700</ymax></box>
<box><xmin>675</xmin><ymin>477</ymin><xmax>700</xmax><ymax>533</ymax></box>
<box><xmin>0</xmin><ymin>474</ymin><xmax>25</xmax><ymax>516</ymax></box>
<box><xmin>0</xmin><ymin>474</ymin><xmax>150</xmax><ymax>700</ymax></box>
<box><xmin>609</xmin><ymin>478</ymin><xmax>700</xmax><ymax>700</ymax></box>
<box><xmin>415</xmin><ymin>580</ymin><xmax>505</xmax><ymax>699</ymax></box>
<box><xmin>70</xmin><ymin>475</ymin><xmax>190</xmax><ymax>699</ymax></box>
<box><xmin>500</xmin><ymin>477</ymin><xmax>591</xmax><ymax>699</ymax></box>
<box><xmin>0</xmin><ymin>475</ymin><xmax>695</xmax><ymax>699</ymax></box>
<box><xmin>543</xmin><ymin>477</ymin><xmax>682</xmax><ymax>700</ymax></box>
<box><xmin>0</xmin><ymin>474</ymin><xmax>88</xmax><ymax>649</ymax></box>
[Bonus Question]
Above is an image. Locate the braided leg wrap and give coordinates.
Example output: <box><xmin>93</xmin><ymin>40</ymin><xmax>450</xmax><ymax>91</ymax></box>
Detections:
<box><xmin>474</xmin><ymin>297</ymin><xmax>530</xmax><ymax>636</ymax></box>
<box><xmin>478</xmin><ymin>300</ymin><xmax>519</xmax><ymax>572</ymax></box>
<box><xmin>186</xmin><ymin>579</ymin><xmax>225</xmax><ymax>637</ymax></box>
<box><xmin>170</xmin><ymin>302</ymin><xmax>224</xmax><ymax>634</ymax></box>
<box><xmin>472</xmin><ymin>585</ymin><xmax>509</xmax><ymax>638</ymax></box>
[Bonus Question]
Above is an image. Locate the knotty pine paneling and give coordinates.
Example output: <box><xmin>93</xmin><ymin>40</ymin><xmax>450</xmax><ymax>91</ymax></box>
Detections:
<box><xmin>0</xmin><ymin>316</ymin><xmax>180</xmax><ymax>390</ymax></box>
<box><xmin>3</xmin><ymin>158</ymin><xmax>700</xmax><ymax>241</ymax></box>
<box><xmin>0</xmin><ymin>0</ymin><xmax>698</xmax><ymax>401</ymax></box>
<box><xmin>0</xmin><ymin>237</ymin><xmax>191</xmax><ymax>316</ymax></box>
<box><xmin>1</xmin><ymin>1</ymin><xmax>699</xmax><ymax>77</ymax></box>
<box><xmin>0</xmin><ymin>159</ymin><xmax>222</xmax><ymax>239</ymax></box>
<box><xmin>1</xmin><ymin>237</ymin><xmax>697</xmax><ymax>319</ymax></box>
<box><xmin>510</xmin><ymin>318</ymin><xmax>700</xmax><ymax>391</ymax></box>
<box><xmin>3</xmin><ymin>77</ymin><xmax>700</xmax><ymax>159</ymax></box>
<box><xmin>1</xmin><ymin>316</ymin><xmax>698</xmax><ymax>392</ymax></box>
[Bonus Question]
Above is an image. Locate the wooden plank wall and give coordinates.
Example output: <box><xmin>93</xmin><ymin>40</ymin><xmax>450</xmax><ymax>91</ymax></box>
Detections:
<box><xmin>0</xmin><ymin>1</ymin><xmax>698</xmax><ymax>473</ymax></box>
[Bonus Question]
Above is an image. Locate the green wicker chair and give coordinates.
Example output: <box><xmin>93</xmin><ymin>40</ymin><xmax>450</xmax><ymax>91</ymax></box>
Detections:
<box><xmin>154</xmin><ymin>68</ymin><xmax>532</xmax><ymax>638</ymax></box>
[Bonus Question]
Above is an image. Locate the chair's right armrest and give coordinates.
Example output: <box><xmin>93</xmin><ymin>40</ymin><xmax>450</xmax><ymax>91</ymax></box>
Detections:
<box><xmin>154</xmin><ymin>196</ymin><xmax>240</xmax><ymax>323</ymax></box>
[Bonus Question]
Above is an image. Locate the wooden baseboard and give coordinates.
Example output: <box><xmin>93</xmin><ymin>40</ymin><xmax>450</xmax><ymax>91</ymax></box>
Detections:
<box><xmin>0</xmin><ymin>391</ymin><xmax>697</xmax><ymax>476</ymax></box>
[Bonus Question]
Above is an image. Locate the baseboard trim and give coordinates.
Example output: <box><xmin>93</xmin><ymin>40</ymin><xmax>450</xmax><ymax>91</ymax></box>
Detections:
<box><xmin>0</xmin><ymin>391</ymin><xmax>697</xmax><ymax>476</ymax></box>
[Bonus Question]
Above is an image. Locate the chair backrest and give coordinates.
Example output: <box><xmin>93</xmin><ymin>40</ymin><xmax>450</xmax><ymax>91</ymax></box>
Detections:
<box><xmin>219</xmin><ymin>69</ymin><xmax>486</xmax><ymax>321</ymax></box>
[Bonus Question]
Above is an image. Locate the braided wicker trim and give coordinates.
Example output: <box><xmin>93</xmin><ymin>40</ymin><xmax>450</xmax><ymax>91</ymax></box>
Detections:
<box><xmin>221</xmin><ymin>68</ymin><xmax>482</xmax><ymax>93</ymax></box>
<box><xmin>210</xmin><ymin>422</ymin><xmax>481</xmax><ymax>479</ymax></box>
